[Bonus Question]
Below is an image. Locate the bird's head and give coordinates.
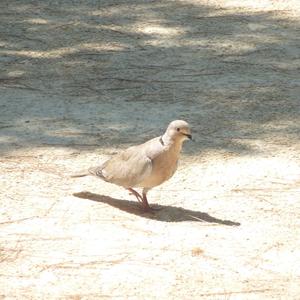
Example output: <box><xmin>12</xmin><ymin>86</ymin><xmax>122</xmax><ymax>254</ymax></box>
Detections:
<box><xmin>165</xmin><ymin>120</ymin><xmax>192</xmax><ymax>142</ymax></box>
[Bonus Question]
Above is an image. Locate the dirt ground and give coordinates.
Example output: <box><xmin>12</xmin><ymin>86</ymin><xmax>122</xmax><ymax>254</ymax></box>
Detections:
<box><xmin>1</xmin><ymin>0</ymin><xmax>300</xmax><ymax>299</ymax></box>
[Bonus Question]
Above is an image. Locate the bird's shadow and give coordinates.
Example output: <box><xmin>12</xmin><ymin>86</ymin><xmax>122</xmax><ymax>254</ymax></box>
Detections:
<box><xmin>73</xmin><ymin>192</ymin><xmax>240</xmax><ymax>226</ymax></box>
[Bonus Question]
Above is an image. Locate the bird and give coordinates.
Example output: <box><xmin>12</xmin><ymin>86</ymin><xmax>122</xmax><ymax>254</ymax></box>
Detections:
<box><xmin>72</xmin><ymin>120</ymin><xmax>192</xmax><ymax>211</ymax></box>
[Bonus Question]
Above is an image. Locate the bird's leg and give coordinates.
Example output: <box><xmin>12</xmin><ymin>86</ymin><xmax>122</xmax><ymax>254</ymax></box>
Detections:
<box><xmin>127</xmin><ymin>188</ymin><xmax>143</xmax><ymax>203</ymax></box>
<box><xmin>142</xmin><ymin>188</ymin><xmax>162</xmax><ymax>211</ymax></box>
<box><xmin>127</xmin><ymin>188</ymin><xmax>153</xmax><ymax>212</ymax></box>
<box><xmin>141</xmin><ymin>191</ymin><xmax>151</xmax><ymax>211</ymax></box>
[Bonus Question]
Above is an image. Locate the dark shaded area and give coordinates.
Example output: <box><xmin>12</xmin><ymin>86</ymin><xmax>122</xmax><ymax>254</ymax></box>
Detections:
<box><xmin>73</xmin><ymin>191</ymin><xmax>241</xmax><ymax>225</ymax></box>
<box><xmin>0</xmin><ymin>0</ymin><xmax>299</xmax><ymax>156</ymax></box>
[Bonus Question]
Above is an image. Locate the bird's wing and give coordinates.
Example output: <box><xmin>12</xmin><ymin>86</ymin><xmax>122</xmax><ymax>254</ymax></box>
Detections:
<box><xmin>90</xmin><ymin>145</ymin><xmax>153</xmax><ymax>188</ymax></box>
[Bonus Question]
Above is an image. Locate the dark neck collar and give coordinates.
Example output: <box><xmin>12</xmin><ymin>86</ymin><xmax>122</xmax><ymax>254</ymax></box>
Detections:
<box><xmin>159</xmin><ymin>136</ymin><xmax>165</xmax><ymax>146</ymax></box>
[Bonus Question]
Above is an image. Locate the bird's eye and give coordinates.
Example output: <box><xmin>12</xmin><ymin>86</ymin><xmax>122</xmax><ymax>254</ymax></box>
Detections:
<box><xmin>176</xmin><ymin>128</ymin><xmax>180</xmax><ymax>132</ymax></box>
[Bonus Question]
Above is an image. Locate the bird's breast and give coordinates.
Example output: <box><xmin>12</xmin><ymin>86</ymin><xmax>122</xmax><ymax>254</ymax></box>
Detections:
<box><xmin>138</xmin><ymin>148</ymin><xmax>179</xmax><ymax>188</ymax></box>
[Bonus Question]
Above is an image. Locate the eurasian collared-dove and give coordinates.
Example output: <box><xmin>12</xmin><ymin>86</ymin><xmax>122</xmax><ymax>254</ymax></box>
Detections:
<box><xmin>72</xmin><ymin>120</ymin><xmax>192</xmax><ymax>211</ymax></box>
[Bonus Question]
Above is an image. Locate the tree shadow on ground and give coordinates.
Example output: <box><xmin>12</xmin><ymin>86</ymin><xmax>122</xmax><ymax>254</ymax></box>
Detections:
<box><xmin>0</xmin><ymin>0</ymin><xmax>299</xmax><ymax>157</ymax></box>
<box><xmin>73</xmin><ymin>191</ymin><xmax>240</xmax><ymax>225</ymax></box>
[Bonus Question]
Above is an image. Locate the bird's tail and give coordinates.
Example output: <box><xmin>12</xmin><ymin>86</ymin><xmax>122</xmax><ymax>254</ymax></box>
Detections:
<box><xmin>88</xmin><ymin>166</ymin><xmax>106</xmax><ymax>180</ymax></box>
<box><xmin>70</xmin><ymin>172</ymin><xmax>89</xmax><ymax>178</ymax></box>
<box><xmin>71</xmin><ymin>163</ymin><xmax>106</xmax><ymax>179</ymax></box>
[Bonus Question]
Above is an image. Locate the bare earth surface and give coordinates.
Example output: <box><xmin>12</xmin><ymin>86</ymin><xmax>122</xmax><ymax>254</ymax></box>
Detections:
<box><xmin>1</xmin><ymin>0</ymin><xmax>300</xmax><ymax>299</ymax></box>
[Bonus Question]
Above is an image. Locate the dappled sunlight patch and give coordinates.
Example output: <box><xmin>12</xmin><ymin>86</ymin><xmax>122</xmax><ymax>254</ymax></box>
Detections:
<box><xmin>182</xmin><ymin>0</ymin><xmax>300</xmax><ymax>14</ymax></box>
<box><xmin>1</xmin><ymin>49</ymin><xmax>77</xmax><ymax>59</ymax></box>
<box><xmin>7</xmin><ymin>70</ymin><xmax>25</xmax><ymax>77</ymax></box>
<box><xmin>80</xmin><ymin>42</ymin><xmax>124</xmax><ymax>52</ymax></box>
<box><xmin>223</xmin><ymin>0</ymin><xmax>300</xmax><ymax>12</ymax></box>
<box><xmin>25</xmin><ymin>18</ymin><xmax>49</xmax><ymax>25</ymax></box>
<box><xmin>0</xmin><ymin>41</ymin><xmax>10</xmax><ymax>47</ymax></box>
<box><xmin>138</xmin><ymin>24</ymin><xmax>185</xmax><ymax>37</ymax></box>
<box><xmin>133</xmin><ymin>21</ymin><xmax>186</xmax><ymax>47</ymax></box>
<box><xmin>1</xmin><ymin>42</ymin><xmax>126</xmax><ymax>59</ymax></box>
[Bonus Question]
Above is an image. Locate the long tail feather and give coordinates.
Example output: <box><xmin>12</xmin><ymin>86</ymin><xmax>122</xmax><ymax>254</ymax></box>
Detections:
<box><xmin>70</xmin><ymin>173</ymin><xmax>89</xmax><ymax>178</ymax></box>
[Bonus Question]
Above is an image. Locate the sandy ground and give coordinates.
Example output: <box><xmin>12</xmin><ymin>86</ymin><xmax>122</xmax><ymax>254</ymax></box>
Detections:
<box><xmin>1</xmin><ymin>0</ymin><xmax>300</xmax><ymax>299</ymax></box>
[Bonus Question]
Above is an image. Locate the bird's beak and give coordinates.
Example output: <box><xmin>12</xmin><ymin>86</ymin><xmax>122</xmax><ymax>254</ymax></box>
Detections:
<box><xmin>183</xmin><ymin>133</ymin><xmax>192</xmax><ymax>140</ymax></box>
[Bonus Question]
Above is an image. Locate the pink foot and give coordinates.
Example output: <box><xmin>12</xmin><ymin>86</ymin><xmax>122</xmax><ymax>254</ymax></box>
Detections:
<box><xmin>127</xmin><ymin>188</ymin><xmax>153</xmax><ymax>212</ymax></box>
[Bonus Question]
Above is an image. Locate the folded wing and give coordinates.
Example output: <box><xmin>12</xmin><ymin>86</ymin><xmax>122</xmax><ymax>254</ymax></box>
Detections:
<box><xmin>89</xmin><ymin>146</ymin><xmax>152</xmax><ymax>188</ymax></box>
